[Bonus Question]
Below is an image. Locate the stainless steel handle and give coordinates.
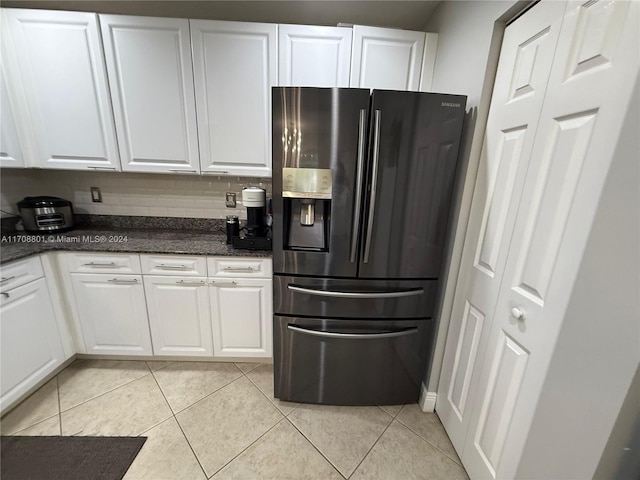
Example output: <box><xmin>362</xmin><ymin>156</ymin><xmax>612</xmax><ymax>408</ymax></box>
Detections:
<box><xmin>287</xmin><ymin>285</ymin><xmax>423</xmax><ymax>299</ymax></box>
<box><xmin>107</xmin><ymin>278</ymin><xmax>138</xmax><ymax>284</ymax></box>
<box><xmin>87</xmin><ymin>166</ymin><xmax>117</xmax><ymax>170</ymax></box>
<box><xmin>83</xmin><ymin>262</ymin><xmax>118</xmax><ymax>268</ymax></box>
<box><xmin>287</xmin><ymin>325</ymin><xmax>419</xmax><ymax>339</ymax></box>
<box><xmin>210</xmin><ymin>281</ymin><xmax>237</xmax><ymax>287</ymax></box>
<box><xmin>350</xmin><ymin>109</ymin><xmax>367</xmax><ymax>263</ymax></box>
<box><xmin>0</xmin><ymin>276</ymin><xmax>16</xmax><ymax>284</ymax></box>
<box><xmin>203</xmin><ymin>170</ymin><xmax>229</xmax><ymax>174</ymax></box>
<box><xmin>223</xmin><ymin>266</ymin><xmax>254</xmax><ymax>272</ymax></box>
<box><xmin>176</xmin><ymin>280</ymin><xmax>206</xmax><ymax>285</ymax></box>
<box><xmin>363</xmin><ymin>109</ymin><xmax>381</xmax><ymax>263</ymax></box>
<box><xmin>168</xmin><ymin>169</ymin><xmax>197</xmax><ymax>174</ymax></box>
<box><xmin>158</xmin><ymin>264</ymin><xmax>189</xmax><ymax>270</ymax></box>
<box><xmin>1</xmin><ymin>292</ymin><xmax>9</xmax><ymax>298</ymax></box>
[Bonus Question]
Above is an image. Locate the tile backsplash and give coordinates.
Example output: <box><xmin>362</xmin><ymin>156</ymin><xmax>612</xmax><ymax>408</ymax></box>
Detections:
<box><xmin>0</xmin><ymin>169</ymin><xmax>271</xmax><ymax>220</ymax></box>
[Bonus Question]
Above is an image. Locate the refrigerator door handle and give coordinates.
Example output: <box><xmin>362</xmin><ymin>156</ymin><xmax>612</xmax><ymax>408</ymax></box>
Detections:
<box><xmin>363</xmin><ymin>109</ymin><xmax>381</xmax><ymax>263</ymax></box>
<box><xmin>350</xmin><ymin>109</ymin><xmax>368</xmax><ymax>263</ymax></box>
<box><xmin>287</xmin><ymin>284</ymin><xmax>423</xmax><ymax>298</ymax></box>
<box><xmin>287</xmin><ymin>325</ymin><xmax>419</xmax><ymax>339</ymax></box>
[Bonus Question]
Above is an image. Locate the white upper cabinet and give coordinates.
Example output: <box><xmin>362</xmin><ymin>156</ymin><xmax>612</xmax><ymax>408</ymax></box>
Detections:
<box><xmin>3</xmin><ymin>9</ymin><xmax>120</xmax><ymax>171</ymax></box>
<box><xmin>350</xmin><ymin>25</ymin><xmax>426</xmax><ymax>91</ymax></box>
<box><xmin>100</xmin><ymin>15</ymin><xmax>200</xmax><ymax>174</ymax></box>
<box><xmin>191</xmin><ymin>20</ymin><xmax>277</xmax><ymax>177</ymax></box>
<box><xmin>0</xmin><ymin>68</ymin><xmax>24</xmax><ymax>168</ymax></box>
<box><xmin>278</xmin><ymin>25</ymin><xmax>352</xmax><ymax>87</ymax></box>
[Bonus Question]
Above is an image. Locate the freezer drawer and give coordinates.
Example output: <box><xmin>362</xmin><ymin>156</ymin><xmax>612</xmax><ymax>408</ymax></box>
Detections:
<box><xmin>274</xmin><ymin>275</ymin><xmax>437</xmax><ymax>319</ymax></box>
<box><xmin>274</xmin><ymin>316</ymin><xmax>433</xmax><ymax>405</ymax></box>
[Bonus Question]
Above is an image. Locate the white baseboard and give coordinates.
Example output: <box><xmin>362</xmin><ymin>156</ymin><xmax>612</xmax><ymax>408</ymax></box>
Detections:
<box><xmin>419</xmin><ymin>383</ymin><xmax>437</xmax><ymax>412</ymax></box>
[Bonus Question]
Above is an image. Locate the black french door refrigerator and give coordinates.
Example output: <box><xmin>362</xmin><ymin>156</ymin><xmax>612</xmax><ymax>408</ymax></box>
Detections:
<box><xmin>272</xmin><ymin>87</ymin><xmax>467</xmax><ymax>405</ymax></box>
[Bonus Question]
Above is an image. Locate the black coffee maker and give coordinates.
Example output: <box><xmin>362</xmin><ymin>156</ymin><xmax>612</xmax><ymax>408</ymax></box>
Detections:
<box><xmin>232</xmin><ymin>187</ymin><xmax>272</xmax><ymax>250</ymax></box>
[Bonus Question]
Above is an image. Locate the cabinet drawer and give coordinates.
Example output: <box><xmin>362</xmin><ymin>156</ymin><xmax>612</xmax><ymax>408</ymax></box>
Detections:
<box><xmin>0</xmin><ymin>256</ymin><xmax>44</xmax><ymax>293</ymax></box>
<box><xmin>66</xmin><ymin>253</ymin><xmax>141</xmax><ymax>274</ymax></box>
<box><xmin>208</xmin><ymin>257</ymin><xmax>272</xmax><ymax>278</ymax></box>
<box><xmin>141</xmin><ymin>254</ymin><xmax>207</xmax><ymax>276</ymax></box>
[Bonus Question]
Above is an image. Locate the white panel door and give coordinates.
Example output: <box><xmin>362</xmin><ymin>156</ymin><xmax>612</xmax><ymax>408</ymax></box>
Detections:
<box><xmin>350</xmin><ymin>25</ymin><xmax>425</xmax><ymax>90</ymax></box>
<box><xmin>191</xmin><ymin>20</ymin><xmax>276</xmax><ymax>177</ymax></box>
<box><xmin>463</xmin><ymin>1</ymin><xmax>639</xmax><ymax>478</ymax></box>
<box><xmin>279</xmin><ymin>24</ymin><xmax>352</xmax><ymax>87</ymax></box>
<box><xmin>437</xmin><ymin>0</ymin><xmax>568</xmax><ymax>453</ymax></box>
<box><xmin>0</xmin><ymin>68</ymin><xmax>24</xmax><ymax>168</ymax></box>
<box><xmin>209</xmin><ymin>278</ymin><xmax>272</xmax><ymax>357</ymax></box>
<box><xmin>100</xmin><ymin>15</ymin><xmax>200</xmax><ymax>174</ymax></box>
<box><xmin>3</xmin><ymin>9</ymin><xmax>120</xmax><ymax>171</ymax></box>
<box><xmin>144</xmin><ymin>276</ymin><xmax>213</xmax><ymax>356</ymax></box>
<box><xmin>70</xmin><ymin>273</ymin><xmax>152</xmax><ymax>355</ymax></box>
<box><xmin>0</xmin><ymin>278</ymin><xmax>65</xmax><ymax>412</ymax></box>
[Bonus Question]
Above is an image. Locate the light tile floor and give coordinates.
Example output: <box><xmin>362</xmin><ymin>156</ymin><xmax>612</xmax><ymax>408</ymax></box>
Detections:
<box><xmin>0</xmin><ymin>360</ymin><xmax>469</xmax><ymax>480</ymax></box>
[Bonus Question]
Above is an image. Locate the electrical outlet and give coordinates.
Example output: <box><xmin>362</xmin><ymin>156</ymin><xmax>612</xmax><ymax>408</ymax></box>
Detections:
<box><xmin>225</xmin><ymin>192</ymin><xmax>236</xmax><ymax>208</ymax></box>
<box><xmin>90</xmin><ymin>187</ymin><xmax>102</xmax><ymax>203</ymax></box>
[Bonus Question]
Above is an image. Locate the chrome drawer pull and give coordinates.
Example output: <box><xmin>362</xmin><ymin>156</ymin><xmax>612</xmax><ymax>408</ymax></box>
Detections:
<box><xmin>210</xmin><ymin>281</ymin><xmax>237</xmax><ymax>287</ymax></box>
<box><xmin>83</xmin><ymin>262</ymin><xmax>117</xmax><ymax>268</ymax></box>
<box><xmin>0</xmin><ymin>276</ymin><xmax>16</xmax><ymax>284</ymax></box>
<box><xmin>287</xmin><ymin>285</ymin><xmax>423</xmax><ymax>299</ymax></box>
<box><xmin>107</xmin><ymin>278</ymin><xmax>138</xmax><ymax>284</ymax></box>
<box><xmin>87</xmin><ymin>166</ymin><xmax>117</xmax><ymax>170</ymax></box>
<box><xmin>287</xmin><ymin>325</ymin><xmax>419</xmax><ymax>339</ymax></box>
<box><xmin>176</xmin><ymin>280</ymin><xmax>205</xmax><ymax>286</ymax></box>
<box><xmin>158</xmin><ymin>264</ymin><xmax>189</xmax><ymax>270</ymax></box>
<box><xmin>203</xmin><ymin>170</ymin><xmax>229</xmax><ymax>174</ymax></box>
<box><xmin>168</xmin><ymin>169</ymin><xmax>197</xmax><ymax>173</ymax></box>
<box><xmin>223</xmin><ymin>267</ymin><xmax>254</xmax><ymax>272</ymax></box>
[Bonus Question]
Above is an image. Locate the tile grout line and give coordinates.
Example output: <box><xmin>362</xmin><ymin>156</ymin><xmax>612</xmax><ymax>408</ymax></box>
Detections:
<box><xmin>206</xmin><ymin>416</ymin><xmax>287</xmax><ymax>479</ymax></box>
<box><xmin>283</xmin><ymin>416</ymin><xmax>349</xmax><ymax>480</ymax></box>
<box><xmin>346</xmin><ymin>415</ymin><xmax>396</xmax><ymax>480</ymax></box>
<box><xmin>148</xmin><ymin>367</ymin><xmax>209</xmax><ymax>480</ymax></box>
<box><xmin>56</xmin><ymin>375</ymin><xmax>62</xmax><ymax>436</ymax></box>
<box><xmin>241</xmin><ymin>365</ymin><xmax>302</xmax><ymax>417</ymax></box>
<box><xmin>394</xmin><ymin>414</ymin><xmax>463</xmax><ymax>467</ymax></box>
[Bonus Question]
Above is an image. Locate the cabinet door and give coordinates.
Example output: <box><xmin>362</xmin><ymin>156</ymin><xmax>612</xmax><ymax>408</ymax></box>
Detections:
<box><xmin>100</xmin><ymin>15</ymin><xmax>200</xmax><ymax>174</ymax></box>
<box><xmin>350</xmin><ymin>25</ymin><xmax>425</xmax><ymax>91</ymax></box>
<box><xmin>279</xmin><ymin>25</ymin><xmax>352</xmax><ymax>87</ymax></box>
<box><xmin>3</xmin><ymin>9</ymin><xmax>120</xmax><ymax>171</ymax></box>
<box><xmin>209</xmin><ymin>278</ymin><xmax>272</xmax><ymax>357</ymax></box>
<box><xmin>0</xmin><ymin>68</ymin><xmax>24</xmax><ymax>168</ymax></box>
<box><xmin>70</xmin><ymin>274</ymin><xmax>152</xmax><ymax>355</ymax></box>
<box><xmin>0</xmin><ymin>278</ymin><xmax>65</xmax><ymax>412</ymax></box>
<box><xmin>143</xmin><ymin>276</ymin><xmax>213</xmax><ymax>356</ymax></box>
<box><xmin>191</xmin><ymin>20</ymin><xmax>276</xmax><ymax>177</ymax></box>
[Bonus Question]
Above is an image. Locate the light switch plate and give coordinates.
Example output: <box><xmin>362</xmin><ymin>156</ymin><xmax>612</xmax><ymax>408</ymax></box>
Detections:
<box><xmin>225</xmin><ymin>192</ymin><xmax>236</xmax><ymax>208</ymax></box>
<box><xmin>90</xmin><ymin>187</ymin><xmax>102</xmax><ymax>203</ymax></box>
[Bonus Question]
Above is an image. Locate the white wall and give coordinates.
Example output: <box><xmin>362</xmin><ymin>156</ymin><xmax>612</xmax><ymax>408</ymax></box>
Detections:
<box><xmin>515</xmin><ymin>78</ymin><xmax>640</xmax><ymax>479</ymax></box>
<box><xmin>420</xmin><ymin>0</ymin><xmax>524</xmax><ymax>393</ymax></box>
<box><xmin>0</xmin><ymin>170</ymin><xmax>270</xmax><ymax>220</ymax></box>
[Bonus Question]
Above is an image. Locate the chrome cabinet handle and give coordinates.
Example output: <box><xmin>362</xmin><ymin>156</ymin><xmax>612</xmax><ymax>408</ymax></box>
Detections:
<box><xmin>203</xmin><ymin>170</ymin><xmax>229</xmax><ymax>174</ymax></box>
<box><xmin>107</xmin><ymin>278</ymin><xmax>138</xmax><ymax>284</ymax></box>
<box><xmin>0</xmin><ymin>276</ymin><xmax>16</xmax><ymax>284</ymax></box>
<box><xmin>87</xmin><ymin>166</ymin><xmax>117</xmax><ymax>170</ymax></box>
<box><xmin>158</xmin><ymin>264</ymin><xmax>189</xmax><ymax>270</ymax></box>
<box><xmin>287</xmin><ymin>325</ymin><xmax>419</xmax><ymax>339</ymax></box>
<box><xmin>363</xmin><ymin>109</ymin><xmax>381</xmax><ymax>263</ymax></box>
<box><xmin>83</xmin><ymin>262</ymin><xmax>117</xmax><ymax>268</ymax></box>
<box><xmin>222</xmin><ymin>266</ymin><xmax>254</xmax><ymax>272</ymax></box>
<box><xmin>168</xmin><ymin>169</ymin><xmax>197</xmax><ymax>173</ymax></box>
<box><xmin>287</xmin><ymin>285</ymin><xmax>423</xmax><ymax>299</ymax></box>
<box><xmin>210</xmin><ymin>280</ymin><xmax>237</xmax><ymax>287</ymax></box>
<box><xmin>175</xmin><ymin>280</ymin><xmax>206</xmax><ymax>286</ymax></box>
<box><xmin>350</xmin><ymin>109</ymin><xmax>367</xmax><ymax>263</ymax></box>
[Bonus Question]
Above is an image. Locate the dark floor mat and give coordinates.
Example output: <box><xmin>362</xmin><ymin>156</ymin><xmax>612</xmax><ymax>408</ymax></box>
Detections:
<box><xmin>1</xmin><ymin>435</ymin><xmax>146</xmax><ymax>480</ymax></box>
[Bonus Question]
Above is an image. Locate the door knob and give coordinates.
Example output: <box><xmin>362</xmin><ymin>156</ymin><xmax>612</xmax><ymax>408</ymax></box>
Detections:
<box><xmin>511</xmin><ymin>307</ymin><xmax>525</xmax><ymax>320</ymax></box>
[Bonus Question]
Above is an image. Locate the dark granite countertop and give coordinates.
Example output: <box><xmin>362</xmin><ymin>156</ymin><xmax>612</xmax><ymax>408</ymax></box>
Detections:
<box><xmin>0</xmin><ymin>227</ymin><xmax>272</xmax><ymax>264</ymax></box>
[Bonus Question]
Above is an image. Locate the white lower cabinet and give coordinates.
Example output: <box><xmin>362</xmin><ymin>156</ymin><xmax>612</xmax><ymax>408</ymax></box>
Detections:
<box><xmin>0</xmin><ymin>277</ymin><xmax>65</xmax><ymax>412</ymax></box>
<box><xmin>143</xmin><ymin>276</ymin><xmax>213</xmax><ymax>356</ymax></box>
<box><xmin>70</xmin><ymin>273</ymin><xmax>152</xmax><ymax>356</ymax></box>
<box><xmin>209</xmin><ymin>278</ymin><xmax>272</xmax><ymax>358</ymax></box>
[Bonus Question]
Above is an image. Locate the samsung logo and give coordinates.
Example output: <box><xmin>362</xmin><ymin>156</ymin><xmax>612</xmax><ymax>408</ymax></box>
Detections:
<box><xmin>441</xmin><ymin>102</ymin><xmax>461</xmax><ymax>108</ymax></box>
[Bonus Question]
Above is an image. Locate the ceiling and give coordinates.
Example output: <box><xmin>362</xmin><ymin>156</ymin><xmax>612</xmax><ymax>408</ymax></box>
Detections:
<box><xmin>0</xmin><ymin>1</ymin><xmax>443</xmax><ymax>31</ymax></box>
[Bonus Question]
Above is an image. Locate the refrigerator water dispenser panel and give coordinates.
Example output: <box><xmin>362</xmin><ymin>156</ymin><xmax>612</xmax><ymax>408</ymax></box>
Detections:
<box><xmin>282</xmin><ymin>167</ymin><xmax>332</xmax><ymax>252</ymax></box>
